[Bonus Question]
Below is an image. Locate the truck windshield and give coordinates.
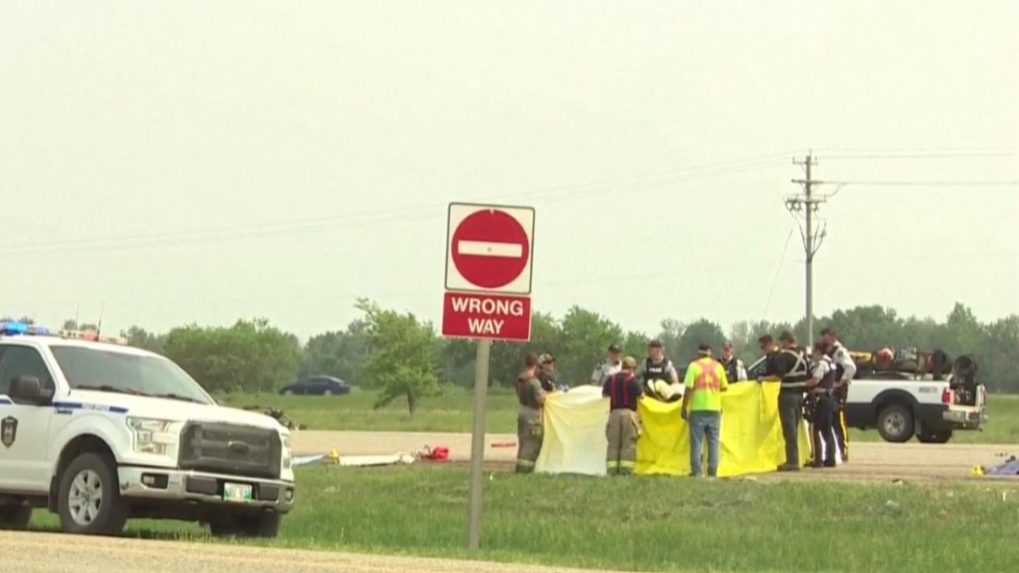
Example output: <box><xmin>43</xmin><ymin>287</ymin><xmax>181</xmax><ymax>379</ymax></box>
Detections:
<box><xmin>50</xmin><ymin>346</ymin><xmax>212</xmax><ymax>405</ymax></box>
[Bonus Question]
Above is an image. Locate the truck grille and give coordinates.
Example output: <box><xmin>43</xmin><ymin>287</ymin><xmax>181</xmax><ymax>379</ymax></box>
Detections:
<box><xmin>179</xmin><ymin>422</ymin><xmax>281</xmax><ymax>479</ymax></box>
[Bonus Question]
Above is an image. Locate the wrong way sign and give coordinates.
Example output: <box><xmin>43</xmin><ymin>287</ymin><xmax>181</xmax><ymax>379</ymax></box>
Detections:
<box><xmin>442</xmin><ymin>202</ymin><xmax>535</xmax><ymax>551</ymax></box>
<box><xmin>445</xmin><ymin>203</ymin><xmax>535</xmax><ymax>295</ymax></box>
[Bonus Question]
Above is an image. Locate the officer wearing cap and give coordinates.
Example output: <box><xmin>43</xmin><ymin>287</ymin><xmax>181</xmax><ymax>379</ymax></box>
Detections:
<box><xmin>603</xmin><ymin>356</ymin><xmax>643</xmax><ymax>475</ymax></box>
<box><xmin>591</xmin><ymin>343</ymin><xmax>624</xmax><ymax>386</ymax></box>
<box><xmin>774</xmin><ymin>331</ymin><xmax>809</xmax><ymax>471</ymax></box>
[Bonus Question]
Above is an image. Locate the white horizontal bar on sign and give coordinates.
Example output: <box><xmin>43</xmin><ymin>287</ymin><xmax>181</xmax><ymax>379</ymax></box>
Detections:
<box><xmin>457</xmin><ymin>240</ymin><xmax>523</xmax><ymax>258</ymax></box>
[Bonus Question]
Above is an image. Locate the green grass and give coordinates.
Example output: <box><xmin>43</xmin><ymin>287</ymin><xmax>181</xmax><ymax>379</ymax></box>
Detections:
<box><xmin>219</xmin><ymin>388</ymin><xmax>1019</xmax><ymax>444</ymax></box>
<box><xmin>218</xmin><ymin>387</ymin><xmax>520</xmax><ymax>434</ymax></box>
<box><xmin>30</xmin><ymin>465</ymin><xmax>1019</xmax><ymax>572</ymax></box>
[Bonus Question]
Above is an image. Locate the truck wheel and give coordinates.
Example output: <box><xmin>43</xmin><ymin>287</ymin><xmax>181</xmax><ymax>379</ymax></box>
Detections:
<box><xmin>917</xmin><ymin>429</ymin><xmax>953</xmax><ymax>444</ymax></box>
<box><xmin>210</xmin><ymin>512</ymin><xmax>281</xmax><ymax>538</ymax></box>
<box><xmin>0</xmin><ymin>505</ymin><xmax>32</xmax><ymax>530</ymax></box>
<box><xmin>57</xmin><ymin>452</ymin><xmax>127</xmax><ymax>536</ymax></box>
<box><xmin>877</xmin><ymin>403</ymin><xmax>915</xmax><ymax>443</ymax></box>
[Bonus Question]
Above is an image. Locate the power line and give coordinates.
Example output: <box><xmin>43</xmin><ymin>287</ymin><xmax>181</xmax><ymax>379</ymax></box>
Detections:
<box><xmin>0</xmin><ymin>153</ymin><xmax>793</xmax><ymax>256</ymax></box>
<box><xmin>821</xmin><ymin>180</ymin><xmax>1019</xmax><ymax>187</ymax></box>
<box><xmin>823</xmin><ymin>152</ymin><xmax>1016</xmax><ymax>160</ymax></box>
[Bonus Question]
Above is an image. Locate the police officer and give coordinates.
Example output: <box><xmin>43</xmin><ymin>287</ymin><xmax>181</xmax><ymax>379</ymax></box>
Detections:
<box><xmin>603</xmin><ymin>356</ymin><xmax>642</xmax><ymax>476</ymax></box>
<box><xmin>591</xmin><ymin>343</ymin><xmax>624</xmax><ymax>386</ymax></box>
<box><xmin>515</xmin><ymin>356</ymin><xmax>547</xmax><ymax>473</ymax></box>
<box><xmin>720</xmin><ymin>342</ymin><xmax>748</xmax><ymax>383</ymax></box>
<box><xmin>821</xmin><ymin>328</ymin><xmax>856</xmax><ymax>462</ymax></box>
<box><xmin>757</xmin><ymin>334</ymin><xmax>781</xmax><ymax>379</ymax></box>
<box><xmin>642</xmin><ymin>339</ymin><xmax>680</xmax><ymax>400</ymax></box>
<box><xmin>806</xmin><ymin>342</ymin><xmax>838</xmax><ymax>468</ymax></box>
<box><xmin>774</xmin><ymin>331</ymin><xmax>809</xmax><ymax>471</ymax></box>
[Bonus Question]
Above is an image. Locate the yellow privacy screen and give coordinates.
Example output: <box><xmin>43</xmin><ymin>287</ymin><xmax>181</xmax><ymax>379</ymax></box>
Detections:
<box><xmin>535</xmin><ymin>386</ymin><xmax>610</xmax><ymax>476</ymax></box>
<box><xmin>636</xmin><ymin>381</ymin><xmax>811</xmax><ymax>477</ymax></box>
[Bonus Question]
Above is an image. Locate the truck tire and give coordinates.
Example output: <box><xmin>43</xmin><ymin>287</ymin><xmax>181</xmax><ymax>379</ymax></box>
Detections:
<box><xmin>917</xmin><ymin>429</ymin><xmax>953</xmax><ymax>444</ymax></box>
<box><xmin>57</xmin><ymin>452</ymin><xmax>128</xmax><ymax>536</ymax></box>
<box><xmin>877</xmin><ymin>403</ymin><xmax>915</xmax><ymax>443</ymax></box>
<box><xmin>209</xmin><ymin>511</ymin><xmax>281</xmax><ymax>538</ymax></box>
<box><xmin>0</xmin><ymin>505</ymin><xmax>32</xmax><ymax>530</ymax></box>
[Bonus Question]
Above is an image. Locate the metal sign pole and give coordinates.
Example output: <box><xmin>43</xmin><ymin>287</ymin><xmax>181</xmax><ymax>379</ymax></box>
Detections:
<box><xmin>467</xmin><ymin>338</ymin><xmax>491</xmax><ymax>550</ymax></box>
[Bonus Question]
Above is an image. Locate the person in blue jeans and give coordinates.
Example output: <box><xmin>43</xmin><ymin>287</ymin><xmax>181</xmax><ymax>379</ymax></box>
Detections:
<box><xmin>681</xmin><ymin>345</ymin><xmax>730</xmax><ymax>478</ymax></box>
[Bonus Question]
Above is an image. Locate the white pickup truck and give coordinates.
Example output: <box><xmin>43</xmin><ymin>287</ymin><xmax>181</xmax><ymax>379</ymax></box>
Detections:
<box><xmin>0</xmin><ymin>326</ymin><xmax>295</xmax><ymax>536</ymax></box>
<box><xmin>747</xmin><ymin>354</ymin><xmax>988</xmax><ymax>444</ymax></box>
<box><xmin>843</xmin><ymin>372</ymin><xmax>987</xmax><ymax>443</ymax></box>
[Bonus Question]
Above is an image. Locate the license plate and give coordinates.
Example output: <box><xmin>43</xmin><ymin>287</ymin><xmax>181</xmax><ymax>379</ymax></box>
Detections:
<box><xmin>223</xmin><ymin>482</ymin><xmax>254</xmax><ymax>503</ymax></box>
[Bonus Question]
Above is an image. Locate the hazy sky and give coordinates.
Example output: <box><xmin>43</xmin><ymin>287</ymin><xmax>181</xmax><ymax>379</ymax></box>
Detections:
<box><xmin>2</xmin><ymin>2</ymin><xmax>1016</xmax><ymax>340</ymax></box>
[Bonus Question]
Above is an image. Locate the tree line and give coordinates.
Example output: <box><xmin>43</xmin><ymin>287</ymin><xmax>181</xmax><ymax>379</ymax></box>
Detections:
<box><xmin>42</xmin><ymin>301</ymin><xmax>1012</xmax><ymax>414</ymax></box>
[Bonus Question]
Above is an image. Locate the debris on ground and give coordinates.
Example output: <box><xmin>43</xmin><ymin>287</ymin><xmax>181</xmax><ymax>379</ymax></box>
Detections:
<box><xmin>418</xmin><ymin>445</ymin><xmax>450</xmax><ymax>462</ymax></box>
<box><xmin>242</xmin><ymin>405</ymin><xmax>307</xmax><ymax>430</ymax></box>
<box><xmin>983</xmin><ymin>456</ymin><xmax>1019</xmax><ymax>477</ymax></box>
<box><xmin>293</xmin><ymin>454</ymin><xmax>325</xmax><ymax>467</ymax></box>
<box><xmin>490</xmin><ymin>441</ymin><xmax>517</xmax><ymax>449</ymax></box>
<box><xmin>303</xmin><ymin>449</ymin><xmax>416</xmax><ymax>467</ymax></box>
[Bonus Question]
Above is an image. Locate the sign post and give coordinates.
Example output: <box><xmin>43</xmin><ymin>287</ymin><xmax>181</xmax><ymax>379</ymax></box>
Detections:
<box><xmin>466</xmin><ymin>338</ymin><xmax>490</xmax><ymax>551</ymax></box>
<box><xmin>442</xmin><ymin>202</ymin><xmax>534</xmax><ymax>551</ymax></box>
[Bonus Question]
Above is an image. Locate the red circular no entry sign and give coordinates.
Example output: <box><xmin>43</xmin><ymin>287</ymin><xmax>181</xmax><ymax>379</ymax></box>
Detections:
<box><xmin>451</xmin><ymin>209</ymin><xmax>530</xmax><ymax>289</ymax></box>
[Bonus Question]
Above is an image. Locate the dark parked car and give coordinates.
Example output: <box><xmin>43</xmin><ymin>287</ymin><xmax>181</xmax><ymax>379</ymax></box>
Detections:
<box><xmin>279</xmin><ymin>376</ymin><xmax>351</xmax><ymax>396</ymax></box>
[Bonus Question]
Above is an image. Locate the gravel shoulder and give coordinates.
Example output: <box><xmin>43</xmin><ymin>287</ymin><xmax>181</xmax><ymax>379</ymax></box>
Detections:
<box><xmin>0</xmin><ymin>531</ymin><xmax>626</xmax><ymax>573</ymax></box>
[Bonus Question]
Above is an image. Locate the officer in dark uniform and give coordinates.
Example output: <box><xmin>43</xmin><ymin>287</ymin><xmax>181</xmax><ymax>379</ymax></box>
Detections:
<box><xmin>806</xmin><ymin>342</ymin><xmax>838</xmax><ymax>468</ymax></box>
<box><xmin>757</xmin><ymin>334</ymin><xmax>781</xmax><ymax>379</ymax></box>
<box><xmin>642</xmin><ymin>339</ymin><xmax>680</xmax><ymax>401</ymax></box>
<box><xmin>773</xmin><ymin>331</ymin><xmax>809</xmax><ymax>471</ymax></box>
<box><xmin>821</xmin><ymin>328</ymin><xmax>856</xmax><ymax>462</ymax></box>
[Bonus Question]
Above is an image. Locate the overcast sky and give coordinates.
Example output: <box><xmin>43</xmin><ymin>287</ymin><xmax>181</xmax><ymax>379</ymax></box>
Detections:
<box><xmin>2</xmin><ymin>2</ymin><xmax>1016</xmax><ymax>340</ymax></box>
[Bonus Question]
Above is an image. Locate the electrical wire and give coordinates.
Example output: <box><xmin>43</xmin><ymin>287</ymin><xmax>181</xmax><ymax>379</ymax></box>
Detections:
<box><xmin>762</xmin><ymin>226</ymin><xmax>796</xmax><ymax>319</ymax></box>
<box><xmin>0</xmin><ymin>153</ymin><xmax>794</xmax><ymax>256</ymax></box>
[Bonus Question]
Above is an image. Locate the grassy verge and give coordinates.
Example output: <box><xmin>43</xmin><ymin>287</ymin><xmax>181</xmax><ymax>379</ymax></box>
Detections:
<box><xmin>217</xmin><ymin>387</ymin><xmax>520</xmax><ymax>434</ymax></box>
<box><xmin>219</xmin><ymin>388</ymin><xmax>1019</xmax><ymax>444</ymax></box>
<box><xmin>32</xmin><ymin>465</ymin><xmax>1019</xmax><ymax>572</ymax></box>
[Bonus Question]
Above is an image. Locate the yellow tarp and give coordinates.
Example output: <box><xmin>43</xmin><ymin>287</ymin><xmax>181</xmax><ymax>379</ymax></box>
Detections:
<box><xmin>636</xmin><ymin>381</ymin><xmax>811</xmax><ymax>477</ymax></box>
<box><xmin>536</xmin><ymin>386</ymin><xmax>610</xmax><ymax>476</ymax></box>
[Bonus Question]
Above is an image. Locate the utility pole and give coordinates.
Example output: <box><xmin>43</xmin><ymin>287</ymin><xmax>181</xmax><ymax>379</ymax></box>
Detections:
<box><xmin>788</xmin><ymin>153</ymin><xmax>827</xmax><ymax>346</ymax></box>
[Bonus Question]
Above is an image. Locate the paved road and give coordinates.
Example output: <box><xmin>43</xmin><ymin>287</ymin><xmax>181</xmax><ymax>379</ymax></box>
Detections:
<box><xmin>292</xmin><ymin>430</ymin><xmax>1018</xmax><ymax>480</ymax></box>
<box><xmin>0</xmin><ymin>531</ymin><xmax>619</xmax><ymax>573</ymax></box>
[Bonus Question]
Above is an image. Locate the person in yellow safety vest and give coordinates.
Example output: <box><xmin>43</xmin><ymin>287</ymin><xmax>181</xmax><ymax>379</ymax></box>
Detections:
<box><xmin>681</xmin><ymin>344</ymin><xmax>730</xmax><ymax>478</ymax></box>
<box><xmin>515</xmin><ymin>353</ymin><xmax>547</xmax><ymax>473</ymax></box>
<box><xmin>603</xmin><ymin>356</ymin><xmax>643</xmax><ymax>476</ymax></box>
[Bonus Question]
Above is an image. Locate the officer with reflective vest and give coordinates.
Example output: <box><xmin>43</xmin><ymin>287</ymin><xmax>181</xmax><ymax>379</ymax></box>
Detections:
<box><xmin>515</xmin><ymin>354</ymin><xmax>548</xmax><ymax>473</ymax></box>
<box><xmin>642</xmin><ymin>339</ymin><xmax>681</xmax><ymax>401</ymax></box>
<box><xmin>602</xmin><ymin>356</ymin><xmax>643</xmax><ymax>476</ymax></box>
<box><xmin>681</xmin><ymin>345</ymin><xmax>729</xmax><ymax>478</ymax></box>
<box><xmin>821</xmin><ymin>328</ymin><xmax>856</xmax><ymax>462</ymax></box>
<box><xmin>773</xmin><ymin>331</ymin><xmax>809</xmax><ymax>471</ymax></box>
<box><xmin>806</xmin><ymin>342</ymin><xmax>838</xmax><ymax>468</ymax></box>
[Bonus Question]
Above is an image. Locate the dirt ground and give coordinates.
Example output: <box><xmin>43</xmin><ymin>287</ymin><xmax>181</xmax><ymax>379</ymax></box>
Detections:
<box><xmin>291</xmin><ymin>430</ymin><xmax>1019</xmax><ymax>482</ymax></box>
<box><xmin>0</xmin><ymin>531</ymin><xmax>626</xmax><ymax>573</ymax></box>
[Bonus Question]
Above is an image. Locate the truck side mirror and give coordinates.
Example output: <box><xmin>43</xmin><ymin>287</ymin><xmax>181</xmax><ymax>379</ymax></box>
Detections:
<box><xmin>9</xmin><ymin>375</ymin><xmax>50</xmax><ymax>405</ymax></box>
